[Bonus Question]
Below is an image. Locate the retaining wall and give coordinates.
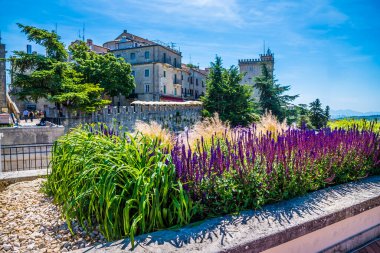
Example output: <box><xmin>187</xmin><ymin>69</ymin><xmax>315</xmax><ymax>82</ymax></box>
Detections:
<box><xmin>47</xmin><ymin>102</ymin><xmax>203</xmax><ymax>132</ymax></box>
<box><xmin>0</xmin><ymin>126</ymin><xmax>65</xmax><ymax>145</ymax></box>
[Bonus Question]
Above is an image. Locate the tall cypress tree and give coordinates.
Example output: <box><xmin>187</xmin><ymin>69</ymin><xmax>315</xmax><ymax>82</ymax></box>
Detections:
<box><xmin>202</xmin><ymin>56</ymin><xmax>257</xmax><ymax>126</ymax></box>
<box><xmin>254</xmin><ymin>64</ymin><xmax>298</xmax><ymax>121</ymax></box>
<box><xmin>309</xmin><ymin>98</ymin><xmax>326</xmax><ymax>129</ymax></box>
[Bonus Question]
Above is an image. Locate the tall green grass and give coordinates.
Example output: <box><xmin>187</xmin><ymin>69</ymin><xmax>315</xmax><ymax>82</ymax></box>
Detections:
<box><xmin>44</xmin><ymin>125</ymin><xmax>195</xmax><ymax>246</ymax></box>
<box><xmin>328</xmin><ymin>119</ymin><xmax>380</xmax><ymax>133</ymax></box>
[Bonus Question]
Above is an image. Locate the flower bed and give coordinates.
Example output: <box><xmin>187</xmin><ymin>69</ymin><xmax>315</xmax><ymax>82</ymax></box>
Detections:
<box><xmin>44</xmin><ymin>123</ymin><xmax>380</xmax><ymax>247</ymax></box>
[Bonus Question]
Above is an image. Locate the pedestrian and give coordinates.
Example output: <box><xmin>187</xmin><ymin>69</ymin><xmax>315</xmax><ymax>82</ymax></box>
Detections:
<box><xmin>29</xmin><ymin>111</ymin><xmax>34</xmax><ymax>122</ymax></box>
<box><xmin>23</xmin><ymin>109</ymin><xmax>29</xmax><ymax>122</ymax></box>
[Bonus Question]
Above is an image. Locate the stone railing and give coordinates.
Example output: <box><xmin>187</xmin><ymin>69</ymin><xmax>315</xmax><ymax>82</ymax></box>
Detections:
<box><xmin>47</xmin><ymin>101</ymin><xmax>203</xmax><ymax>132</ymax></box>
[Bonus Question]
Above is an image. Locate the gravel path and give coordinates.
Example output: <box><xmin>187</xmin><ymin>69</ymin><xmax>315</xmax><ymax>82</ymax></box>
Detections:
<box><xmin>0</xmin><ymin>179</ymin><xmax>105</xmax><ymax>252</ymax></box>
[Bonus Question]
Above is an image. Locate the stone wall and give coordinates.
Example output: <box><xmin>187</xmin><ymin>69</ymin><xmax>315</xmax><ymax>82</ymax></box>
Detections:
<box><xmin>47</xmin><ymin>101</ymin><xmax>203</xmax><ymax>132</ymax></box>
<box><xmin>0</xmin><ymin>126</ymin><xmax>65</xmax><ymax>145</ymax></box>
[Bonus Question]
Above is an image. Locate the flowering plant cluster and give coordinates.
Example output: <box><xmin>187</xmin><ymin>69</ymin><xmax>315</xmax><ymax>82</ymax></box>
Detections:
<box><xmin>172</xmin><ymin>126</ymin><xmax>380</xmax><ymax>215</ymax></box>
<box><xmin>47</xmin><ymin>120</ymin><xmax>380</xmax><ymax>243</ymax></box>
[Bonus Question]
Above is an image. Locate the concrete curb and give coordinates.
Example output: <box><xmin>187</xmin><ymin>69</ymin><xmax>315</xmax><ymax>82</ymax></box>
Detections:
<box><xmin>0</xmin><ymin>169</ymin><xmax>48</xmax><ymax>191</ymax></box>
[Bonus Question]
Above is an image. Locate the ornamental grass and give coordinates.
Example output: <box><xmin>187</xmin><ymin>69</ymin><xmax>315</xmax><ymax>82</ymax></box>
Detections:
<box><xmin>44</xmin><ymin>124</ymin><xmax>194</xmax><ymax>247</ymax></box>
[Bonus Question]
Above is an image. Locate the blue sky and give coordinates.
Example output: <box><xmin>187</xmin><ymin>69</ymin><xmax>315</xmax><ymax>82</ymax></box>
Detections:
<box><xmin>1</xmin><ymin>0</ymin><xmax>380</xmax><ymax>112</ymax></box>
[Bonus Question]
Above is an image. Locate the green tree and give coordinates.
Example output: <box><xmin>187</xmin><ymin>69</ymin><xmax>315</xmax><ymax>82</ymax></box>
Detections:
<box><xmin>202</xmin><ymin>56</ymin><xmax>258</xmax><ymax>126</ymax></box>
<box><xmin>10</xmin><ymin>24</ymin><xmax>109</xmax><ymax>112</ymax></box>
<box><xmin>69</xmin><ymin>41</ymin><xmax>135</xmax><ymax>102</ymax></box>
<box><xmin>295</xmin><ymin>104</ymin><xmax>313</xmax><ymax>129</ymax></box>
<box><xmin>309</xmin><ymin>98</ymin><xmax>327</xmax><ymax>129</ymax></box>
<box><xmin>254</xmin><ymin>64</ymin><xmax>298</xmax><ymax>121</ymax></box>
<box><xmin>324</xmin><ymin>105</ymin><xmax>330</xmax><ymax>125</ymax></box>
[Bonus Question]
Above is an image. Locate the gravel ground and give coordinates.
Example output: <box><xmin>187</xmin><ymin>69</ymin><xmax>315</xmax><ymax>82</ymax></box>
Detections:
<box><xmin>0</xmin><ymin>179</ymin><xmax>106</xmax><ymax>252</ymax></box>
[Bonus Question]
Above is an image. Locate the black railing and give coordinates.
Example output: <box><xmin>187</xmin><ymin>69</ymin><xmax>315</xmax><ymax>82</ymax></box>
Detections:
<box><xmin>1</xmin><ymin>144</ymin><xmax>53</xmax><ymax>172</ymax></box>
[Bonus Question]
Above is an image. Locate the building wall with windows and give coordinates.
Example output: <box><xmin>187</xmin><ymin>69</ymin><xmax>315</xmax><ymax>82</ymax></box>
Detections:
<box><xmin>103</xmin><ymin>30</ymin><xmax>184</xmax><ymax>103</ymax></box>
<box><xmin>181</xmin><ymin>64</ymin><xmax>207</xmax><ymax>100</ymax></box>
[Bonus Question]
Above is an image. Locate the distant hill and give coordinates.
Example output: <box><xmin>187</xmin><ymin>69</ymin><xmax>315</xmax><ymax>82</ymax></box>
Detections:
<box><xmin>330</xmin><ymin>109</ymin><xmax>380</xmax><ymax>119</ymax></box>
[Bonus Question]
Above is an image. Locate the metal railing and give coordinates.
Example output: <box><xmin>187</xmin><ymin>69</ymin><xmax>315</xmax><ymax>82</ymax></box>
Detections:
<box><xmin>1</xmin><ymin>143</ymin><xmax>53</xmax><ymax>172</ymax></box>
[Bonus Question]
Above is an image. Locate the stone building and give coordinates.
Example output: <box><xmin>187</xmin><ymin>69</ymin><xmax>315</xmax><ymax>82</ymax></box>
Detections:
<box><xmin>238</xmin><ymin>49</ymin><xmax>274</xmax><ymax>100</ymax></box>
<box><xmin>102</xmin><ymin>30</ymin><xmax>184</xmax><ymax>103</ymax></box>
<box><xmin>181</xmin><ymin>64</ymin><xmax>207</xmax><ymax>100</ymax></box>
<box><xmin>100</xmin><ymin>30</ymin><xmax>208</xmax><ymax>103</ymax></box>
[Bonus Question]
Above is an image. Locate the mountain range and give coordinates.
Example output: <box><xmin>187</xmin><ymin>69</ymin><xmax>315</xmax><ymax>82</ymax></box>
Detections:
<box><xmin>330</xmin><ymin>109</ymin><xmax>380</xmax><ymax>119</ymax></box>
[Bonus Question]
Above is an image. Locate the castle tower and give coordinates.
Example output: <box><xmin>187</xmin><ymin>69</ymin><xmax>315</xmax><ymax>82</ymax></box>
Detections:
<box><xmin>0</xmin><ymin>37</ymin><xmax>7</xmax><ymax>111</ymax></box>
<box><xmin>238</xmin><ymin>48</ymin><xmax>274</xmax><ymax>100</ymax></box>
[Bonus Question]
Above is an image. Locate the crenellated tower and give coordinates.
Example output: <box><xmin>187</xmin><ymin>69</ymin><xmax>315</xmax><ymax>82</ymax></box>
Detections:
<box><xmin>238</xmin><ymin>48</ymin><xmax>274</xmax><ymax>100</ymax></box>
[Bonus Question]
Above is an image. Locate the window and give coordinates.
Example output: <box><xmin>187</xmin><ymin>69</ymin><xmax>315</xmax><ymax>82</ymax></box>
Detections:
<box><xmin>184</xmin><ymin>88</ymin><xmax>187</xmax><ymax>95</ymax></box>
<box><xmin>145</xmin><ymin>85</ymin><xmax>150</xmax><ymax>93</ymax></box>
<box><xmin>116</xmin><ymin>54</ymin><xmax>121</xmax><ymax>58</ymax></box>
<box><xmin>174</xmin><ymin>58</ymin><xmax>177</xmax><ymax>67</ymax></box>
<box><xmin>144</xmin><ymin>69</ymin><xmax>150</xmax><ymax>77</ymax></box>
<box><xmin>195</xmin><ymin>90</ymin><xmax>198</xmax><ymax>98</ymax></box>
<box><xmin>163</xmin><ymin>71</ymin><xmax>166</xmax><ymax>77</ymax></box>
<box><xmin>163</xmin><ymin>85</ymin><xmax>166</xmax><ymax>94</ymax></box>
<box><xmin>190</xmin><ymin>89</ymin><xmax>193</xmax><ymax>95</ymax></box>
<box><xmin>130</xmin><ymin>52</ymin><xmax>136</xmax><ymax>60</ymax></box>
<box><xmin>174</xmin><ymin>74</ymin><xmax>177</xmax><ymax>84</ymax></box>
<box><xmin>163</xmin><ymin>53</ymin><xmax>166</xmax><ymax>63</ymax></box>
<box><xmin>202</xmin><ymin>81</ymin><xmax>204</xmax><ymax>87</ymax></box>
<box><xmin>144</xmin><ymin>51</ymin><xmax>150</xmax><ymax>59</ymax></box>
<box><xmin>190</xmin><ymin>77</ymin><xmax>193</xmax><ymax>84</ymax></box>
<box><xmin>131</xmin><ymin>70</ymin><xmax>135</xmax><ymax>77</ymax></box>
<box><xmin>196</xmin><ymin>78</ymin><xmax>198</xmax><ymax>86</ymax></box>
<box><xmin>174</xmin><ymin>88</ymin><xmax>177</xmax><ymax>96</ymax></box>
<box><xmin>181</xmin><ymin>74</ymin><xmax>183</xmax><ymax>80</ymax></box>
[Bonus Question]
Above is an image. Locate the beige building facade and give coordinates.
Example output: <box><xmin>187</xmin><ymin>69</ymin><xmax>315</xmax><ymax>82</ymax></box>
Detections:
<box><xmin>103</xmin><ymin>30</ymin><xmax>185</xmax><ymax>103</ymax></box>
<box><xmin>181</xmin><ymin>64</ymin><xmax>207</xmax><ymax>100</ymax></box>
<box><xmin>101</xmin><ymin>30</ymin><xmax>207</xmax><ymax>103</ymax></box>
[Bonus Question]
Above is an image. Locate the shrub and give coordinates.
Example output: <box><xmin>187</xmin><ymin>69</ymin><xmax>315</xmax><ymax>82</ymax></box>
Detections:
<box><xmin>44</xmin><ymin>124</ymin><xmax>194</xmax><ymax>246</ymax></box>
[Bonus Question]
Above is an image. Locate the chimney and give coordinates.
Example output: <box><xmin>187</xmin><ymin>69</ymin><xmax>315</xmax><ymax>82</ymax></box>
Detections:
<box><xmin>123</xmin><ymin>29</ymin><xmax>128</xmax><ymax>33</ymax></box>
<box><xmin>86</xmin><ymin>39</ymin><xmax>93</xmax><ymax>46</ymax></box>
<box><xmin>26</xmin><ymin>44</ymin><xmax>32</xmax><ymax>54</ymax></box>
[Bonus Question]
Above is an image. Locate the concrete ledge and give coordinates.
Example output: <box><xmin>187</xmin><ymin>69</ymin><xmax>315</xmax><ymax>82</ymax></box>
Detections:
<box><xmin>79</xmin><ymin>176</ymin><xmax>380</xmax><ymax>253</ymax></box>
<box><xmin>0</xmin><ymin>126</ymin><xmax>64</xmax><ymax>145</ymax></box>
<box><xmin>0</xmin><ymin>169</ymin><xmax>48</xmax><ymax>191</ymax></box>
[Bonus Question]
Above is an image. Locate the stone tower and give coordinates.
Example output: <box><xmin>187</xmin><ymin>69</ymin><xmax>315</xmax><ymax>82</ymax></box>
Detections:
<box><xmin>0</xmin><ymin>37</ymin><xmax>7</xmax><ymax>112</ymax></box>
<box><xmin>238</xmin><ymin>48</ymin><xmax>274</xmax><ymax>100</ymax></box>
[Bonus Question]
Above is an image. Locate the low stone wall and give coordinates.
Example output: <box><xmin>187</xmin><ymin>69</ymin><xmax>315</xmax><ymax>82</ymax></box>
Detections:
<box><xmin>47</xmin><ymin>101</ymin><xmax>203</xmax><ymax>132</ymax></box>
<box><xmin>0</xmin><ymin>126</ymin><xmax>65</xmax><ymax>145</ymax></box>
<box><xmin>79</xmin><ymin>176</ymin><xmax>380</xmax><ymax>253</ymax></box>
